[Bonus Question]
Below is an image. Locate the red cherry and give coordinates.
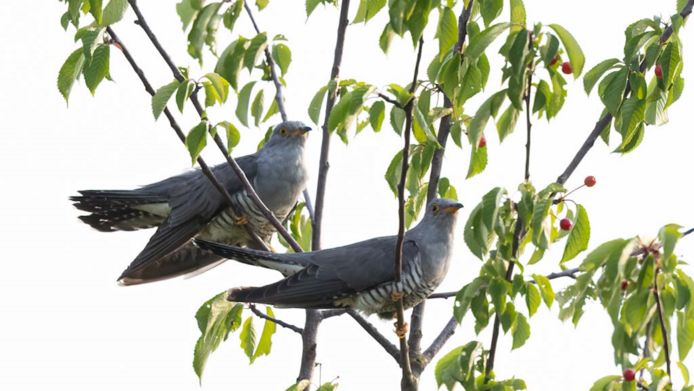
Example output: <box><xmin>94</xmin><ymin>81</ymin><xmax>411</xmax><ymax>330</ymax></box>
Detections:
<box><xmin>655</xmin><ymin>64</ymin><xmax>663</xmax><ymax>79</ymax></box>
<box><xmin>560</xmin><ymin>218</ymin><xmax>572</xmax><ymax>231</ymax></box>
<box><xmin>478</xmin><ymin>136</ymin><xmax>487</xmax><ymax>148</ymax></box>
<box><xmin>561</xmin><ymin>61</ymin><xmax>573</xmax><ymax>75</ymax></box>
<box><xmin>623</xmin><ymin>368</ymin><xmax>636</xmax><ymax>382</ymax></box>
<box><xmin>621</xmin><ymin>280</ymin><xmax>628</xmax><ymax>290</ymax></box>
<box><xmin>550</xmin><ymin>56</ymin><xmax>559</xmax><ymax>66</ymax></box>
<box><xmin>584</xmin><ymin>176</ymin><xmax>597</xmax><ymax>187</ymax></box>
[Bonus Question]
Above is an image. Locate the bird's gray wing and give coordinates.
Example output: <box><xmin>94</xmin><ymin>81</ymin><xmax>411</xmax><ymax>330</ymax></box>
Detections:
<box><xmin>228</xmin><ymin>237</ymin><xmax>421</xmax><ymax>308</ymax></box>
<box><xmin>119</xmin><ymin>155</ymin><xmax>257</xmax><ymax>277</ymax></box>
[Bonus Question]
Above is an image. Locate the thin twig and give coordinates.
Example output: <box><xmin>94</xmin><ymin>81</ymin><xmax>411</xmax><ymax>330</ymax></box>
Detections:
<box><xmin>393</xmin><ymin>37</ymin><xmax>425</xmax><ymax>391</ymax></box>
<box><xmin>485</xmin><ymin>218</ymin><xmax>523</xmax><ymax>383</ymax></box>
<box><xmin>524</xmin><ymin>32</ymin><xmax>534</xmax><ymax>182</ymax></box>
<box><xmin>557</xmin><ymin>0</ymin><xmax>694</xmax><ymax>185</ymax></box>
<box><xmin>249</xmin><ymin>304</ymin><xmax>304</xmax><ymax>334</ymax></box>
<box><xmin>377</xmin><ymin>92</ymin><xmax>405</xmax><ymax>109</ymax></box>
<box><xmin>126</xmin><ymin>0</ymin><xmax>303</xmax><ymax>252</ymax></box>
<box><xmin>653</xmin><ymin>264</ymin><xmax>672</xmax><ymax>380</ymax></box>
<box><xmin>417</xmin><ymin>317</ymin><xmax>457</xmax><ymax>372</ymax></box>
<box><xmin>243</xmin><ymin>2</ymin><xmax>288</xmax><ymax>122</ymax></box>
<box><xmin>427</xmin><ymin>267</ymin><xmax>580</xmax><ymax>299</ymax></box>
<box><xmin>347</xmin><ymin>310</ymin><xmax>400</xmax><ymax>361</ymax></box>
<box><xmin>410</xmin><ymin>0</ymin><xmax>475</xmax><ymax>361</ymax></box>
<box><xmin>312</xmin><ymin>0</ymin><xmax>351</xmax><ymax>251</ymax></box>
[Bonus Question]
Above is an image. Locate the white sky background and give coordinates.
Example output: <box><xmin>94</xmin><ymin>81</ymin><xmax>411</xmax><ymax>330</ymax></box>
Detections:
<box><xmin>1</xmin><ymin>0</ymin><xmax>693</xmax><ymax>390</ymax></box>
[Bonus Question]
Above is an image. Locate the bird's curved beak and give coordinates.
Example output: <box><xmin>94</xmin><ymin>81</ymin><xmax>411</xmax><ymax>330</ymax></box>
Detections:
<box><xmin>443</xmin><ymin>202</ymin><xmax>464</xmax><ymax>214</ymax></box>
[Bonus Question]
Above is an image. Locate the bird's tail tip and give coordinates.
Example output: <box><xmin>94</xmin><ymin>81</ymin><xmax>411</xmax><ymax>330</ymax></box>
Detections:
<box><xmin>226</xmin><ymin>287</ymin><xmax>254</xmax><ymax>303</ymax></box>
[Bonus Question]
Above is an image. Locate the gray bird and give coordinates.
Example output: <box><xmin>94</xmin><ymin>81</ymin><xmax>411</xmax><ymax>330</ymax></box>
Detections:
<box><xmin>194</xmin><ymin>198</ymin><xmax>462</xmax><ymax>318</ymax></box>
<box><xmin>71</xmin><ymin>121</ymin><xmax>311</xmax><ymax>285</ymax></box>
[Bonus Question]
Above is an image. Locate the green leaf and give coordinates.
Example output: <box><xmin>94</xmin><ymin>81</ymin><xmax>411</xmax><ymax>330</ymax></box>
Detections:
<box><xmin>467</xmin><ymin>90</ymin><xmax>506</xmax><ymax>146</ymax></box>
<box><xmin>659</xmin><ymin>42</ymin><xmax>682</xmax><ymax>88</ymax></box>
<box><xmin>187</xmin><ymin>3</ymin><xmax>223</xmax><ymax>61</ymax></box>
<box><xmin>271</xmin><ymin>43</ymin><xmax>292</xmax><ymax>76</ymax></box>
<box><xmin>215</xmin><ymin>38</ymin><xmax>247</xmax><ymax>90</ymax></box>
<box><xmin>193</xmin><ymin>294</ymin><xmax>243</xmax><ymax>381</ymax></box>
<box><xmin>308</xmin><ymin>85</ymin><xmax>328</xmax><ymax>125</ymax></box>
<box><xmin>413</xmin><ymin>106</ymin><xmax>437</xmax><ymax>144</ymax></box>
<box><xmin>175</xmin><ymin>80</ymin><xmax>195</xmax><ymax>112</ymax></box>
<box><xmin>548</xmin><ymin>23</ymin><xmax>585</xmax><ymax>77</ymax></box>
<box><xmin>511</xmin><ymin>313</ymin><xmax>530</xmax><ymax>349</ymax></box>
<box><xmin>236</xmin><ymin>81</ymin><xmax>256</xmax><ymax>127</ymax></box>
<box><xmin>526</xmin><ymin>283</ymin><xmax>541</xmax><ymax>317</ymax></box>
<box><xmin>598</xmin><ymin>67</ymin><xmax>628</xmax><ymax>115</ymax></box>
<box><xmin>561</xmin><ymin>204</ymin><xmax>590</xmax><ymax>263</ymax></box>
<box><xmin>532</xmin><ymin>274</ymin><xmax>554</xmax><ymax>308</ymax></box>
<box><xmin>589</xmin><ymin>375</ymin><xmax>621</xmax><ymax>391</ymax></box>
<box><xmin>466</xmin><ymin>141</ymin><xmax>488</xmax><ymax>178</ymax></box>
<box><xmin>239</xmin><ymin>316</ymin><xmax>256</xmax><ymax>361</ymax></box>
<box><xmin>223</xmin><ymin>0</ymin><xmax>244</xmax><ymax>31</ymax></box>
<box><xmin>435</xmin><ymin>342</ymin><xmax>483</xmax><ymax>390</ymax></box>
<box><xmin>256</xmin><ymin>0</ymin><xmax>269</xmax><ymax>10</ymax></box>
<box><xmin>217</xmin><ymin>121</ymin><xmax>240</xmax><ymax>153</ymax></box>
<box><xmin>466</xmin><ymin>23</ymin><xmax>510</xmax><ymax>60</ymax></box>
<box><xmin>327</xmin><ymin>85</ymin><xmax>375</xmax><ymax>133</ymax></box>
<box><xmin>151</xmin><ymin>80</ymin><xmax>181</xmax><ymax>120</ymax></box>
<box><xmin>379</xmin><ymin>23</ymin><xmax>395</xmax><ymax>53</ymax></box>
<box><xmin>480</xmin><ymin>0</ymin><xmax>503</xmax><ymax>27</ymax></box>
<box><xmin>176</xmin><ymin>0</ymin><xmax>198</xmax><ymax>30</ymax></box>
<box><xmin>659</xmin><ymin>223</ymin><xmax>682</xmax><ymax>262</ymax></box>
<box><xmin>353</xmin><ymin>0</ymin><xmax>386</xmax><ymax>23</ymax></box>
<box><xmin>531</xmin><ymin>198</ymin><xmax>551</xmax><ymax>250</ymax></box>
<box><xmin>251</xmin><ymin>89</ymin><xmax>265</xmax><ymax>126</ymax></box>
<box><xmin>186</xmin><ymin>121</ymin><xmax>208</xmax><ymax>164</ymax></box>
<box><xmin>58</xmin><ymin>48</ymin><xmax>86</xmax><ymax>102</ymax></box>
<box><xmin>436</xmin><ymin>7</ymin><xmax>457</xmax><ymax>59</ymax></box>
<box><xmin>83</xmin><ymin>44</ymin><xmax>110</xmax><ymax>94</ymax></box>
<box><xmin>251</xmin><ymin>307</ymin><xmax>276</xmax><ymax>362</ymax></box>
<box><xmin>203</xmin><ymin>72</ymin><xmax>230</xmax><ymax>103</ymax></box>
<box><xmin>583</xmin><ymin>58</ymin><xmax>621</xmax><ymax>95</ymax></box>
<box><xmin>101</xmin><ymin>0</ymin><xmax>128</xmax><ymax>25</ymax></box>
<box><xmin>509</xmin><ymin>0</ymin><xmax>525</xmax><ymax>33</ymax></box>
<box><xmin>243</xmin><ymin>32</ymin><xmax>269</xmax><ymax>71</ymax></box>
<box><xmin>580</xmin><ymin>238</ymin><xmax>631</xmax><ymax>272</ymax></box>
<box><xmin>369</xmin><ymin>101</ymin><xmax>385</xmax><ymax>132</ymax></box>
<box><xmin>496</xmin><ymin>104</ymin><xmax>519</xmax><ymax>142</ymax></box>
<box><xmin>89</xmin><ymin>0</ymin><xmax>103</xmax><ymax>25</ymax></box>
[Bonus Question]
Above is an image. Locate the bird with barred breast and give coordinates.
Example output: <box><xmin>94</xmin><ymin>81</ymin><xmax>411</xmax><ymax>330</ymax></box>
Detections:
<box><xmin>71</xmin><ymin>121</ymin><xmax>311</xmax><ymax>285</ymax></box>
<box><xmin>195</xmin><ymin>198</ymin><xmax>462</xmax><ymax>319</ymax></box>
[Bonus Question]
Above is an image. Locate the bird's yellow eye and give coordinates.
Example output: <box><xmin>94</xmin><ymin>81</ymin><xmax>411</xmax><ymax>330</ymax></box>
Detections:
<box><xmin>279</xmin><ymin>128</ymin><xmax>288</xmax><ymax>135</ymax></box>
<box><xmin>432</xmin><ymin>204</ymin><xmax>440</xmax><ymax>213</ymax></box>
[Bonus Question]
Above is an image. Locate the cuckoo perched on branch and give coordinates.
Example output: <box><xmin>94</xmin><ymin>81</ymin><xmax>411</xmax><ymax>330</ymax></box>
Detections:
<box><xmin>195</xmin><ymin>198</ymin><xmax>462</xmax><ymax>319</ymax></box>
<box><xmin>71</xmin><ymin>121</ymin><xmax>311</xmax><ymax>285</ymax></box>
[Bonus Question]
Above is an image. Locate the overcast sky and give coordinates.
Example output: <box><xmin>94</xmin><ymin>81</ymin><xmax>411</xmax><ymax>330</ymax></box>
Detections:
<box><xmin>1</xmin><ymin>1</ymin><xmax>693</xmax><ymax>390</ymax></box>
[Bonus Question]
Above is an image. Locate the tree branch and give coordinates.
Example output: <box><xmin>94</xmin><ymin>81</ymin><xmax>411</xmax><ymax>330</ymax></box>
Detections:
<box><xmin>557</xmin><ymin>0</ymin><xmax>694</xmax><ymax>185</ymax></box>
<box><xmin>427</xmin><ymin>267</ymin><xmax>580</xmax><ymax>299</ymax></box>
<box><xmin>249</xmin><ymin>304</ymin><xmax>303</xmax><ymax>334</ymax></box>
<box><xmin>299</xmin><ymin>1</ymin><xmax>352</xmax><ymax>386</ymax></box>
<box><xmin>311</xmin><ymin>0</ymin><xmax>351</xmax><ymax>251</ymax></box>
<box><xmin>485</xmin><ymin>218</ymin><xmax>523</xmax><ymax>383</ymax></box>
<box><xmin>524</xmin><ymin>32</ymin><xmax>534</xmax><ymax>182</ymax></box>
<box><xmin>411</xmin><ymin>0</ymin><xmax>474</xmax><ymax>358</ymax></box>
<box><xmin>416</xmin><ymin>317</ymin><xmax>457</xmax><ymax>373</ymax></box>
<box><xmin>347</xmin><ymin>310</ymin><xmax>401</xmax><ymax>361</ymax></box>
<box><xmin>393</xmin><ymin>37</ymin><xmax>425</xmax><ymax>391</ymax></box>
<box><xmin>243</xmin><ymin>2</ymin><xmax>288</xmax><ymax>122</ymax></box>
<box><xmin>652</xmin><ymin>264</ymin><xmax>672</xmax><ymax>380</ymax></box>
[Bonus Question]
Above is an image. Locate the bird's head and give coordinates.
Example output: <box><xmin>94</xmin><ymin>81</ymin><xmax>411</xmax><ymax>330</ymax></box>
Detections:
<box><xmin>421</xmin><ymin>198</ymin><xmax>464</xmax><ymax>227</ymax></box>
<box><xmin>265</xmin><ymin>121</ymin><xmax>312</xmax><ymax>147</ymax></box>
